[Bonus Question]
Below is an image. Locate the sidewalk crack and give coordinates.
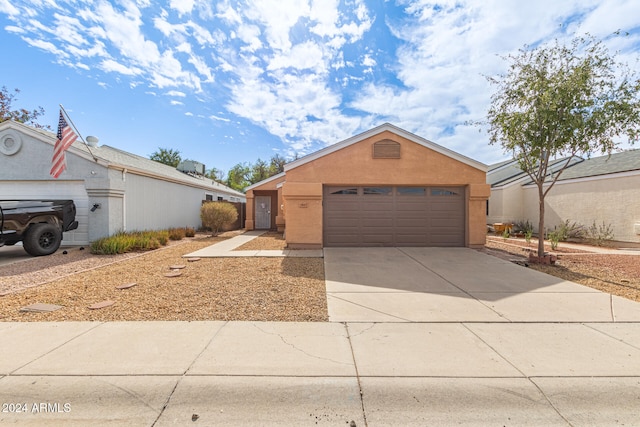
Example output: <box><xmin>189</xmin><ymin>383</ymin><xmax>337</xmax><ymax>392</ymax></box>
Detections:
<box><xmin>151</xmin><ymin>321</ymin><xmax>229</xmax><ymax>426</ymax></box>
<box><xmin>250</xmin><ymin>323</ymin><xmax>352</xmax><ymax>366</ymax></box>
<box><xmin>345</xmin><ymin>323</ymin><xmax>368</xmax><ymax>427</ymax></box>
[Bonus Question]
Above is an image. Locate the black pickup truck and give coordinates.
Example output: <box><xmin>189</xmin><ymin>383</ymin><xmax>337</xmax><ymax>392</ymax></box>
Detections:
<box><xmin>0</xmin><ymin>200</ymin><xmax>79</xmax><ymax>256</ymax></box>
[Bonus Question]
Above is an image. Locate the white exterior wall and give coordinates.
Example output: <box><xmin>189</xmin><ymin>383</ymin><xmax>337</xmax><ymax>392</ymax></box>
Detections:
<box><xmin>522</xmin><ymin>173</ymin><xmax>640</xmax><ymax>243</ymax></box>
<box><xmin>488</xmin><ymin>183</ymin><xmax>525</xmax><ymax>225</ymax></box>
<box><xmin>124</xmin><ymin>173</ymin><xmax>209</xmax><ymax>231</ymax></box>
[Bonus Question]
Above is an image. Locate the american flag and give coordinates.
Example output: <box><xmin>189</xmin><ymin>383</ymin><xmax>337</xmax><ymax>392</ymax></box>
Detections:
<box><xmin>50</xmin><ymin>110</ymin><xmax>78</xmax><ymax>178</ymax></box>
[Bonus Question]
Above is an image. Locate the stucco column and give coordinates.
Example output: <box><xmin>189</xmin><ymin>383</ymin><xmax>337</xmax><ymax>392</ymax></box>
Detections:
<box><xmin>282</xmin><ymin>182</ymin><xmax>323</xmax><ymax>249</ymax></box>
<box><xmin>84</xmin><ymin>177</ymin><xmax>125</xmax><ymax>241</ymax></box>
<box><xmin>245</xmin><ymin>190</ymin><xmax>255</xmax><ymax>230</ymax></box>
<box><xmin>468</xmin><ymin>183</ymin><xmax>491</xmax><ymax>248</ymax></box>
<box><xmin>275</xmin><ymin>186</ymin><xmax>285</xmax><ymax>232</ymax></box>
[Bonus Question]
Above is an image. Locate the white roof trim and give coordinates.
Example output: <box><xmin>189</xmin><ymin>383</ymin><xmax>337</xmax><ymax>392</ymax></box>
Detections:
<box><xmin>284</xmin><ymin>123</ymin><xmax>487</xmax><ymax>172</ymax></box>
<box><xmin>245</xmin><ymin>171</ymin><xmax>286</xmax><ymax>191</ymax></box>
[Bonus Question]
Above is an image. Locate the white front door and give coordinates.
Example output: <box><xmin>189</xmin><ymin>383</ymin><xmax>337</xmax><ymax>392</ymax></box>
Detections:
<box><xmin>255</xmin><ymin>196</ymin><xmax>271</xmax><ymax>229</ymax></box>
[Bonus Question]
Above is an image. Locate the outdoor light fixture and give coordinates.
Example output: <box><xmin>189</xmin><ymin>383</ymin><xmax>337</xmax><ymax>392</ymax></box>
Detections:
<box><xmin>91</xmin><ymin>203</ymin><xmax>101</xmax><ymax>212</ymax></box>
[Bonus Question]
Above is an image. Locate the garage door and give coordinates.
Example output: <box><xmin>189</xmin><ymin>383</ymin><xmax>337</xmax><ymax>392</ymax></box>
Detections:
<box><xmin>323</xmin><ymin>186</ymin><xmax>465</xmax><ymax>247</ymax></box>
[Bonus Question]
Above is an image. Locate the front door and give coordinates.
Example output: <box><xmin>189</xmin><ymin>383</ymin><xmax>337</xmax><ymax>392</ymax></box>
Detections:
<box><xmin>255</xmin><ymin>195</ymin><xmax>271</xmax><ymax>229</ymax></box>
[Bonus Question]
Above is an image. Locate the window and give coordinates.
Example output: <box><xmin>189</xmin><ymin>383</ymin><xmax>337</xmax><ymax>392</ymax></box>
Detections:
<box><xmin>217</xmin><ymin>196</ymin><xmax>224</xmax><ymax>201</ymax></box>
<box><xmin>431</xmin><ymin>189</ymin><xmax>459</xmax><ymax>196</ymax></box>
<box><xmin>331</xmin><ymin>188</ymin><xmax>358</xmax><ymax>195</ymax></box>
<box><xmin>205</xmin><ymin>194</ymin><xmax>213</xmax><ymax>201</ymax></box>
<box><xmin>397</xmin><ymin>187</ymin><xmax>426</xmax><ymax>196</ymax></box>
<box><xmin>363</xmin><ymin>187</ymin><xmax>392</xmax><ymax>195</ymax></box>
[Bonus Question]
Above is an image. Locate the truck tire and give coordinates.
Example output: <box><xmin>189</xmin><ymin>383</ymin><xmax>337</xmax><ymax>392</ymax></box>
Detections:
<box><xmin>23</xmin><ymin>223</ymin><xmax>62</xmax><ymax>256</ymax></box>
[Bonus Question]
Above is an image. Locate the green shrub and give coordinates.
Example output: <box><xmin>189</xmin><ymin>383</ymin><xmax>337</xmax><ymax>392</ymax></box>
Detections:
<box><xmin>548</xmin><ymin>230</ymin><xmax>561</xmax><ymax>250</ymax></box>
<box><xmin>586</xmin><ymin>221</ymin><xmax>615</xmax><ymax>246</ymax></box>
<box><xmin>513</xmin><ymin>220</ymin><xmax>534</xmax><ymax>235</ymax></box>
<box><xmin>524</xmin><ymin>229</ymin><xmax>533</xmax><ymax>243</ymax></box>
<box><xmin>200</xmin><ymin>202</ymin><xmax>238</xmax><ymax>236</ymax></box>
<box><xmin>554</xmin><ymin>219</ymin><xmax>585</xmax><ymax>241</ymax></box>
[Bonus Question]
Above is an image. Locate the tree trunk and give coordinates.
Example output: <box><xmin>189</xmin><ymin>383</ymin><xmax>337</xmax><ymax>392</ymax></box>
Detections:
<box><xmin>538</xmin><ymin>184</ymin><xmax>545</xmax><ymax>257</ymax></box>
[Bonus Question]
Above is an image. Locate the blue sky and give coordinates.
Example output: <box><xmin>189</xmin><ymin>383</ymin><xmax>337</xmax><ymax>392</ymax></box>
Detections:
<box><xmin>1</xmin><ymin>0</ymin><xmax>639</xmax><ymax>174</ymax></box>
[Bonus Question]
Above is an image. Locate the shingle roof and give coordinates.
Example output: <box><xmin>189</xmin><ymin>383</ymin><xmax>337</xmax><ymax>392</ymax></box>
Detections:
<box><xmin>554</xmin><ymin>149</ymin><xmax>640</xmax><ymax>181</ymax></box>
<box><xmin>488</xmin><ymin>149</ymin><xmax>640</xmax><ymax>188</ymax></box>
<box><xmin>487</xmin><ymin>157</ymin><xmax>582</xmax><ymax>187</ymax></box>
<box><xmin>75</xmin><ymin>143</ymin><xmax>245</xmax><ymax>197</ymax></box>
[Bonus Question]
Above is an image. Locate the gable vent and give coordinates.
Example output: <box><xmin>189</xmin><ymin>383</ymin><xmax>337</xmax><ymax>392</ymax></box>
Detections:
<box><xmin>372</xmin><ymin>139</ymin><xmax>401</xmax><ymax>159</ymax></box>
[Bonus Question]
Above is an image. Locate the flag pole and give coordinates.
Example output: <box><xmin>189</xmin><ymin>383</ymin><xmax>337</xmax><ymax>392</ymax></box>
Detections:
<box><xmin>59</xmin><ymin>104</ymin><xmax>98</xmax><ymax>162</ymax></box>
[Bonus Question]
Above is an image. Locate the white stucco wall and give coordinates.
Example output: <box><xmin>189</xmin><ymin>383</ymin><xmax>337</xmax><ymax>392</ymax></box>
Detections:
<box><xmin>488</xmin><ymin>182</ymin><xmax>525</xmax><ymax>225</ymax></box>
<box><xmin>123</xmin><ymin>172</ymin><xmax>208</xmax><ymax>231</ymax></box>
<box><xmin>521</xmin><ymin>172</ymin><xmax>640</xmax><ymax>243</ymax></box>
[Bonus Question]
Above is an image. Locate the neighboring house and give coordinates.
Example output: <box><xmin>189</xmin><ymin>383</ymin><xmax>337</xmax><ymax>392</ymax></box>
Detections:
<box><xmin>488</xmin><ymin>149</ymin><xmax>640</xmax><ymax>243</ymax></box>
<box><xmin>245</xmin><ymin>123</ymin><xmax>490</xmax><ymax>248</ymax></box>
<box><xmin>0</xmin><ymin>121</ymin><xmax>245</xmax><ymax>245</ymax></box>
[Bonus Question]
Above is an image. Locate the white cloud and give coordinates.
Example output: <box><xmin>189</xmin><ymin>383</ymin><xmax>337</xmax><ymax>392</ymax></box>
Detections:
<box><xmin>0</xmin><ymin>0</ymin><xmax>19</xmax><ymax>16</ymax></box>
<box><xmin>267</xmin><ymin>41</ymin><xmax>325</xmax><ymax>72</ymax></box>
<box><xmin>100</xmin><ymin>59</ymin><xmax>142</xmax><ymax>76</ymax></box>
<box><xmin>4</xmin><ymin>25</ymin><xmax>23</xmax><ymax>33</ymax></box>
<box><xmin>170</xmin><ymin>0</ymin><xmax>195</xmax><ymax>15</ymax></box>
<box><xmin>210</xmin><ymin>114</ymin><xmax>230</xmax><ymax>122</ymax></box>
<box><xmin>170</xmin><ymin>99</ymin><xmax>184</xmax><ymax>105</ymax></box>
<box><xmin>165</xmin><ymin>90</ymin><xmax>186</xmax><ymax>97</ymax></box>
<box><xmin>22</xmin><ymin>37</ymin><xmax>69</xmax><ymax>58</ymax></box>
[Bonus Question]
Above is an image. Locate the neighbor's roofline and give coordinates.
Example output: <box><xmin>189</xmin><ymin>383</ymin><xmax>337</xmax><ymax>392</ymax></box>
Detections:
<box><xmin>284</xmin><ymin>123</ymin><xmax>488</xmax><ymax>172</ymax></box>
<box><xmin>1</xmin><ymin>120</ymin><xmax>245</xmax><ymax>197</ymax></box>
<box><xmin>245</xmin><ymin>171</ymin><xmax>286</xmax><ymax>191</ymax></box>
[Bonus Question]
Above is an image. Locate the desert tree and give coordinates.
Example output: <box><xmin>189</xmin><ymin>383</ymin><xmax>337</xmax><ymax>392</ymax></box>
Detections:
<box><xmin>0</xmin><ymin>86</ymin><xmax>50</xmax><ymax>129</ymax></box>
<box><xmin>486</xmin><ymin>34</ymin><xmax>640</xmax><ymax>257</ymax></box>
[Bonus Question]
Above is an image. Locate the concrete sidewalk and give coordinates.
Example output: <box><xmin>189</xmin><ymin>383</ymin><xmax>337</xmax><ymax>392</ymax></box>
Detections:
<box><xmin>2</xmin><ymin>321</ymin><xmax>640</xmax><ymax>426</ymax></box>
<box><xmin>184</xmin><ymin>230</ymin><xmax>323</xmax><ymax>258</ymax></box>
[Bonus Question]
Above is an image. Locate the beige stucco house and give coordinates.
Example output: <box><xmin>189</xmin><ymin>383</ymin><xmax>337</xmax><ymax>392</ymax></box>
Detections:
<box><xmin>245</xmin><ymin>123</ymin><xmax>490</xmax><ymax>249</ymax></box>
<box><xmin>488</xmin><ymin>149</ymin><xmax>640</xmax><ymax>243</ymax></box>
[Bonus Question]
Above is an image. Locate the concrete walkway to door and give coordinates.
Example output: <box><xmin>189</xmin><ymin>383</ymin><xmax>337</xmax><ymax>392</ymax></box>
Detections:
<box><xmin>324</xmin><ymin>247</ymin><xmax>640</xmax><ymax>322</ymax></box>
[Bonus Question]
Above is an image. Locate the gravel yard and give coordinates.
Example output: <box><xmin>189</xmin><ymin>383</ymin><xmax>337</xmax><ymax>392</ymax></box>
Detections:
<box><xmin>0</xmin><ymin>233</ymin><xmax>327</xmax><ymax>322</ymax></box>
<box><xmin>484</xmin><ymin>237</ymin><xmax>640</xmax><ymax>303</ymax></box>
<box><xmin>2</xmin><ymin>231</ymin><xmax>639</xmax><ymax>322</ymax></box>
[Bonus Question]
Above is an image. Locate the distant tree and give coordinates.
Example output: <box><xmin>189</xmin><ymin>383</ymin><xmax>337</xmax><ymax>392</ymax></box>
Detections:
<box><xmin>226</xmin><ymin>162</ymin><xmax>251</xmax><ymax>191</ymax></box>
<box><xmin>149</xmin><ymin>147</ymin><xmax>181</xmax><ymax>167</ymax></box>
<box><xmin>269</xmin><ymin>154</ymin><xmax>287</xmax><ymax>175</ymax></box>
<box><xmin>0</xmin><ymin>86</ymin><xmax>50</xmax><ymax>129</ymax></box>
<box><xmin>485</xmin><ymin>34</ymin><xmax>640</xmax><ymax>258</ymax></box>
<box><xmin>205</xmin><ymin>167</ymin><xmax>225</xmax><ymax>183</ymax></box>
<box><xmin>250</xmin><ymin>158</ymin><xmax>270</xmax><ymax>183</ymax></box>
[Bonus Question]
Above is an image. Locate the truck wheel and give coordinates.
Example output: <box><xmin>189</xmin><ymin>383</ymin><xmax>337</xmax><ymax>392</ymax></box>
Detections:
<box><xmin>23</xmin><ymin>223</ymin><xmax>62</xmax><ymax>256</ymax></box>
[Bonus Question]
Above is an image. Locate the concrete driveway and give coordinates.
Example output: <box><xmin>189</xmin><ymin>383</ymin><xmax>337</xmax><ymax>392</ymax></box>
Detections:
<box><xmin>325</xmin><ymin>247</ymin><xmax>640</xmax><ymax>322</ymax></box>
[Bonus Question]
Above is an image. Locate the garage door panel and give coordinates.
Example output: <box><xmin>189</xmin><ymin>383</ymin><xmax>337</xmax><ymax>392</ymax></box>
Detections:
<box><xmin>362</xmin><ymin>233</ymin><xmax>393</xmax><ymax>244</ymax></box>
<box><xmin>324</xmin><ymin>186</ymin><xmax>465</xmax><ymax>247</ymax></box>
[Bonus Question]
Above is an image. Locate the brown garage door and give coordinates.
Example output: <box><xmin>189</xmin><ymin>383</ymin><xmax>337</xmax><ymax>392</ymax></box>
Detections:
<box><xmin>323</xmin><ymin>186</ymin><xmax>465</xmax><ymax>247</ymax></box>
